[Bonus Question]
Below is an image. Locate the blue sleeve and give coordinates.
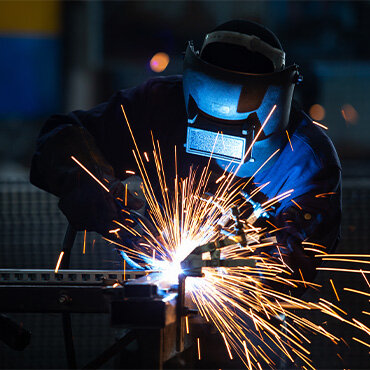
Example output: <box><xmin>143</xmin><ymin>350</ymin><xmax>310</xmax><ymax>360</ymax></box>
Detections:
<box><xmin>273</xmin><ymin>165</ymin><xmax>342</xmax><ymax>291</ymax></box>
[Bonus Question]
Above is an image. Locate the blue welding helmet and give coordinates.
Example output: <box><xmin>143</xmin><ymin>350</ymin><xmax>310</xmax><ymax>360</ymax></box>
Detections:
<box><xmin>183</xmin><ymin>20</ymin><xmax>302</xmax><ymax>177</ymax></box>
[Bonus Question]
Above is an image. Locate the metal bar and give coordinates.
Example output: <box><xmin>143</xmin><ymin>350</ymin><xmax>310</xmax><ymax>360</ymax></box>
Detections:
<box><xmin>61</xmin><ymin>225</ymin><xmax>77</xmax><ymax>269</ymax></box>
<box><xmin>0</xmin><ymin>269</ymin><xmax>146</xmax><ymax>285</ymax></box>
<box><xmin>62</xmin><ymin>312</ymin><xmax>77</xmax><ymax>369</ymax></box>
<box><xmin>0</xmin><ymin>285</ymin><xmax>122</xmax><ymax>313</ymax></box>
<box><xmin>176</xmin><ymin>274</ymin><xmax>186</xmax><ymax>352</ymax></box>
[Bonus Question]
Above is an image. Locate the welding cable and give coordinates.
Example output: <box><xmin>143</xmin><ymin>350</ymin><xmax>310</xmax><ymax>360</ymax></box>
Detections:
<box><xmin>116</xmin><ymin>250</ymin><xmax>145</xmax><ymax>270</ymax></box>
<box><xmin>60</xmin><ymin>224</ymin><xmax>78</xmax><ymax>369</ymax></box>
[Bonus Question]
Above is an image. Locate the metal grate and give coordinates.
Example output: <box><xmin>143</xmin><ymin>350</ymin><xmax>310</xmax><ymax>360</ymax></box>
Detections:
<box><xmin>0</xmin><ymin>180</ymin><xmax>125</xmax><ymax>369</ymax></box>
<box><xmin>0</xmin><ymin>179</ymin><xmax>370</xmax><ymax>369</ymax></box>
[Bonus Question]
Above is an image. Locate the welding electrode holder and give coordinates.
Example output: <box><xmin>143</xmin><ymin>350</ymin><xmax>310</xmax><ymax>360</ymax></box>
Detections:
<box><xmin>59</xmin><ymin>224</ymin><xmax>78</xmax><ymax>369</ymax></box>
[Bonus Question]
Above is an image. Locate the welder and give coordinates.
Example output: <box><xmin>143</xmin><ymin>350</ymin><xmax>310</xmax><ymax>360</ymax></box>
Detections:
<box><xmin>30</xmin><ymin>19</ymin><xmax>341</xmax><ymax>367</ymax></box>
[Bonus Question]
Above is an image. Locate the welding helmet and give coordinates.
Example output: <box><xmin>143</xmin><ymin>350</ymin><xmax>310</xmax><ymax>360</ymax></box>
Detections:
<box><xmin>183</xmin><ymin>20</ymin><xmax>302</xmax><ymax>177</ymax></box>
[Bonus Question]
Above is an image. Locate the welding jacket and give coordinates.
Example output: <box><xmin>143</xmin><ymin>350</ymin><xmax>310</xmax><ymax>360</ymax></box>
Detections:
<box><xmin>30</xmin><ymin>75</ymin><xmax>341</xmax><ymax>292</ymax></box>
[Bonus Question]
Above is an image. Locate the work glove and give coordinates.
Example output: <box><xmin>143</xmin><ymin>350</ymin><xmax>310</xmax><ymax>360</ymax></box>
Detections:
<box><xmin>59</xmin><ymin>174</ymin><xmax>145</xmax><ymax>236</ymax></box>
<box><xmin>59</xmin><ymin>174</ymin><xmax>162</xmax><ymax>268</ymax></box>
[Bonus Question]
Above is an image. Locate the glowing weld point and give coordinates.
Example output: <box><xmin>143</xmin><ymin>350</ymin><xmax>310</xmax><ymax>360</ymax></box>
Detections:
<box><xmin>55</xmin><ymin>251</ymin><xmax>64</xmax><ymax>273</ymax></box>
<box><xmin>312</xmin><ymin>120</ymin><xmax>328</xmax><ymax>130</ymax></box>
<box><xmin>71</xmin><ymin>156</ymin><xmax>110</xmax><ymax>192</ymax></box>
<box><xmin>113</xmin><ymin>283</ymin><xmax>120</xmax><ymax>288</ymax></box>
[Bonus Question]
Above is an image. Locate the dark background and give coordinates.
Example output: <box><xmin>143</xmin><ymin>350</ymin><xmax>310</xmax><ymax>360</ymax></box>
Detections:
<box><xmin>0</xmin><ymin>1</ymin><xmax>369</xmax><ymax>369</ymax></box>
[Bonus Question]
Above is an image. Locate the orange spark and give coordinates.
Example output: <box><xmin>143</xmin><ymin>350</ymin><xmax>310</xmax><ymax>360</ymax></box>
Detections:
<box><xmin>315</xmin><ymin>192</ymin><xmax>336</xmax><ymax>198</ymax></box>
<box><xmin>361</xmin><ymin>269</ymin><xmax>370</xmax><ymax>288</ymax></box>
<box><xmin>71</xmin><ymin>156</ymin><xmax>110</xmax><ymax>192</ymax></box>
<box><xmin>109</xmin><ymin>228</ymin><xmax>121</xmax><ymax>234</ymax></box>
<box><xmin>144</xmin><ymin>152</ymin><xmax>150</xmax><ymax>162</ymax></box>
<box><xmin>242</xmin><ymin>105</ymin><xmax>277</xmax><ymax>164</ymax></box>
<box><xmin>312</xmin><ymin>120</ymin><xmax>328</xmax><ymax>130</ymax></box>
<box><xmin>299</xmin><ymin>269</ymin><xmax>307</xmax><ymax>288</ymax></box>
<box><xmin>197</xmin><ymin>338</ymin><xmax>201</xmax><ymax>360</ymax></box>
<box><xmin>343</xmin><ymin>288</ymin><xmax>370</xmax><ymax>297</ymax></box>
<box><xmin>221</xmin><ymin>332</ymin><xmax>233</xmax><ymax>360</ymax></box>
<box><xmin>286</xmin><ymin>130</ymin><xmax>293</xmax><ymax>151</ymax></box>
<box><xmin>185</xmin><ymin>316</ymin><xmax>189</xmax><ymax>334</ymax></box>
<box><xmin>291</xmin><ymin>199</ymin><xmax>302</xmax><ymax>210</ymax></box>
<box><xmin>302</xmin><ymin>241</ymin><xmax>327</xmax><ymax>249</ymax></box>
<box><xmin>125</xmin><ymin>183</ymin><xmax>128</xmax><ymax>206</ymax></box>
<box><xmin>243</xmin><ymin>341</ymin><xmax>252</xmax><ymax>370</ymax></box>
<box><xmin>55</xmin><ymin>251</ymin><xmax>64</xmax><ymax>273</ymax></box>
<box><xmin>265</xmin><ymin>219</ymin><xmax>277</xmax><ymax>229</ymax></box>
<box><xmin>352</xmin><ymin>337</ymin><xmax>370</xmax><ymax>348</ymax></box>
<box><xmin>125</xmin><ymin>170</ymin><xmax>136</xmax><ymax>175</ymax></box>
<box><xmin>330</xmin><ymin>279</ymin><xmax>340</xmax><ymax>302</ymax></box>
<box><xmin>83</xmin><ymin>230</ymin><xmax>87</xmax><ymax>254</ymax></box>
<box><xmin>321</xmin><ymin>254</ymin><xmax>370</xmax><ymax>258</ymax></box>
<box><xmin>216</xmin><ymin>175</ymin><xmax>226</xmax><ymax>184</ymax></box>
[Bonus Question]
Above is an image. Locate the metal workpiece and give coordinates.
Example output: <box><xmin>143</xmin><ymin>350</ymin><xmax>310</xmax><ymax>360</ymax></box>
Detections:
<box><xmin>180</xmin><ymin>235</ymin><xmax>256</xmax><ymax>277</ymax></box>
<box><xmin>0</xmin><ymin>284</ymin><xmax>123</xmax><ymax>313</ymax></box>
<box><xmin>180</xmin><ymin>206</ymin><xmax>256</xmax><ymax>277</ymax></box>
<box><xmin>0</xmin><ymin>267</ymin><xmax>192</xmax><ymax>369</ymax></box>
<box><xmin>111</xmin><ymin>273</ymin><xmax>179</xmax><ymax>329</ymax></box>
<box><xmin>0</xmin><ymin>268</ymin><xmax>148</xmax><ymax>313</ymax></box>
<box><xmin>0</xmin><ymin>269</ymin><xmax>145</xmax><ymax>285</ymax></box>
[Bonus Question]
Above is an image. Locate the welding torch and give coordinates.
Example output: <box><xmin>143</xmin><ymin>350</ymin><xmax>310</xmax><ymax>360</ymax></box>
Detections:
<box><xmin>180</xmin><ymin>207</ymin><xmax>256</xmax><ymax>277</ymax></box>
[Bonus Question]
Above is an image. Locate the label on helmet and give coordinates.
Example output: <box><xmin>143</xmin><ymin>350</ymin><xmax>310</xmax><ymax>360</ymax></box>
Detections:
<box><xmin>186</xmin><ymin>127</ymin><xmax>246</xmax><ymax>163</ymax></box>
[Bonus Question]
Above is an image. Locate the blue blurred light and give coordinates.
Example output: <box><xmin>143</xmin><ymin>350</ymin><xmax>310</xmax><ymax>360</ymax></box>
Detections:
<box><xmin>0</xmin><ymin>35</ymin><xmax>60</xmax><ymax>119</ymax></box>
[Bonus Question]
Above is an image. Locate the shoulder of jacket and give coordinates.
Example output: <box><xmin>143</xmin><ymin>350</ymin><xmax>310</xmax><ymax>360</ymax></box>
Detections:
<box><xmin>290</xmin><ymin>107</ymin><xmax>341</xmax><ymax>170</ymax></box>
<box><xmin>143</xmin><ymin>75</ymin><xmax>183</xmax><ymax>90</ymax></box>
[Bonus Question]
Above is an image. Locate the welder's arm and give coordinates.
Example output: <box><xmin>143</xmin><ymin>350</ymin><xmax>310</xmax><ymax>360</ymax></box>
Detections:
<box><xmin>273</xmin><ymin>166</ymin><xmax>341</xmax><ymax>294</ymax></box>
<box><xmin>30</xmin><ymin>87</ymin><xmax>145</xmax><ymax>235</ymax></box>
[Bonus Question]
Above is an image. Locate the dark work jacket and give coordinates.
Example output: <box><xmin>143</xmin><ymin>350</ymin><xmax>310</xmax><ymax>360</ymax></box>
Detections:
<box><xmin>30</xmin><ymin>75</ymin><xmax>341</xmax><ymax>290</ymax></box>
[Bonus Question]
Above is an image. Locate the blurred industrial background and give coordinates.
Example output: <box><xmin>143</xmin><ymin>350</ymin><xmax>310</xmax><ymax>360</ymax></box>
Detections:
<box><xmin>0</xmin><ymin>1</ymin><xmax>369</xmax><ymax>369</ymax></box>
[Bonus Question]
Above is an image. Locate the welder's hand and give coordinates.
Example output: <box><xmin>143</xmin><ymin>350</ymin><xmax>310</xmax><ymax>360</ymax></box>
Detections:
<box><xmin>58</xmin><ymin>174</ymin><xmax>145</xmax><ymax>236</ymax></box>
